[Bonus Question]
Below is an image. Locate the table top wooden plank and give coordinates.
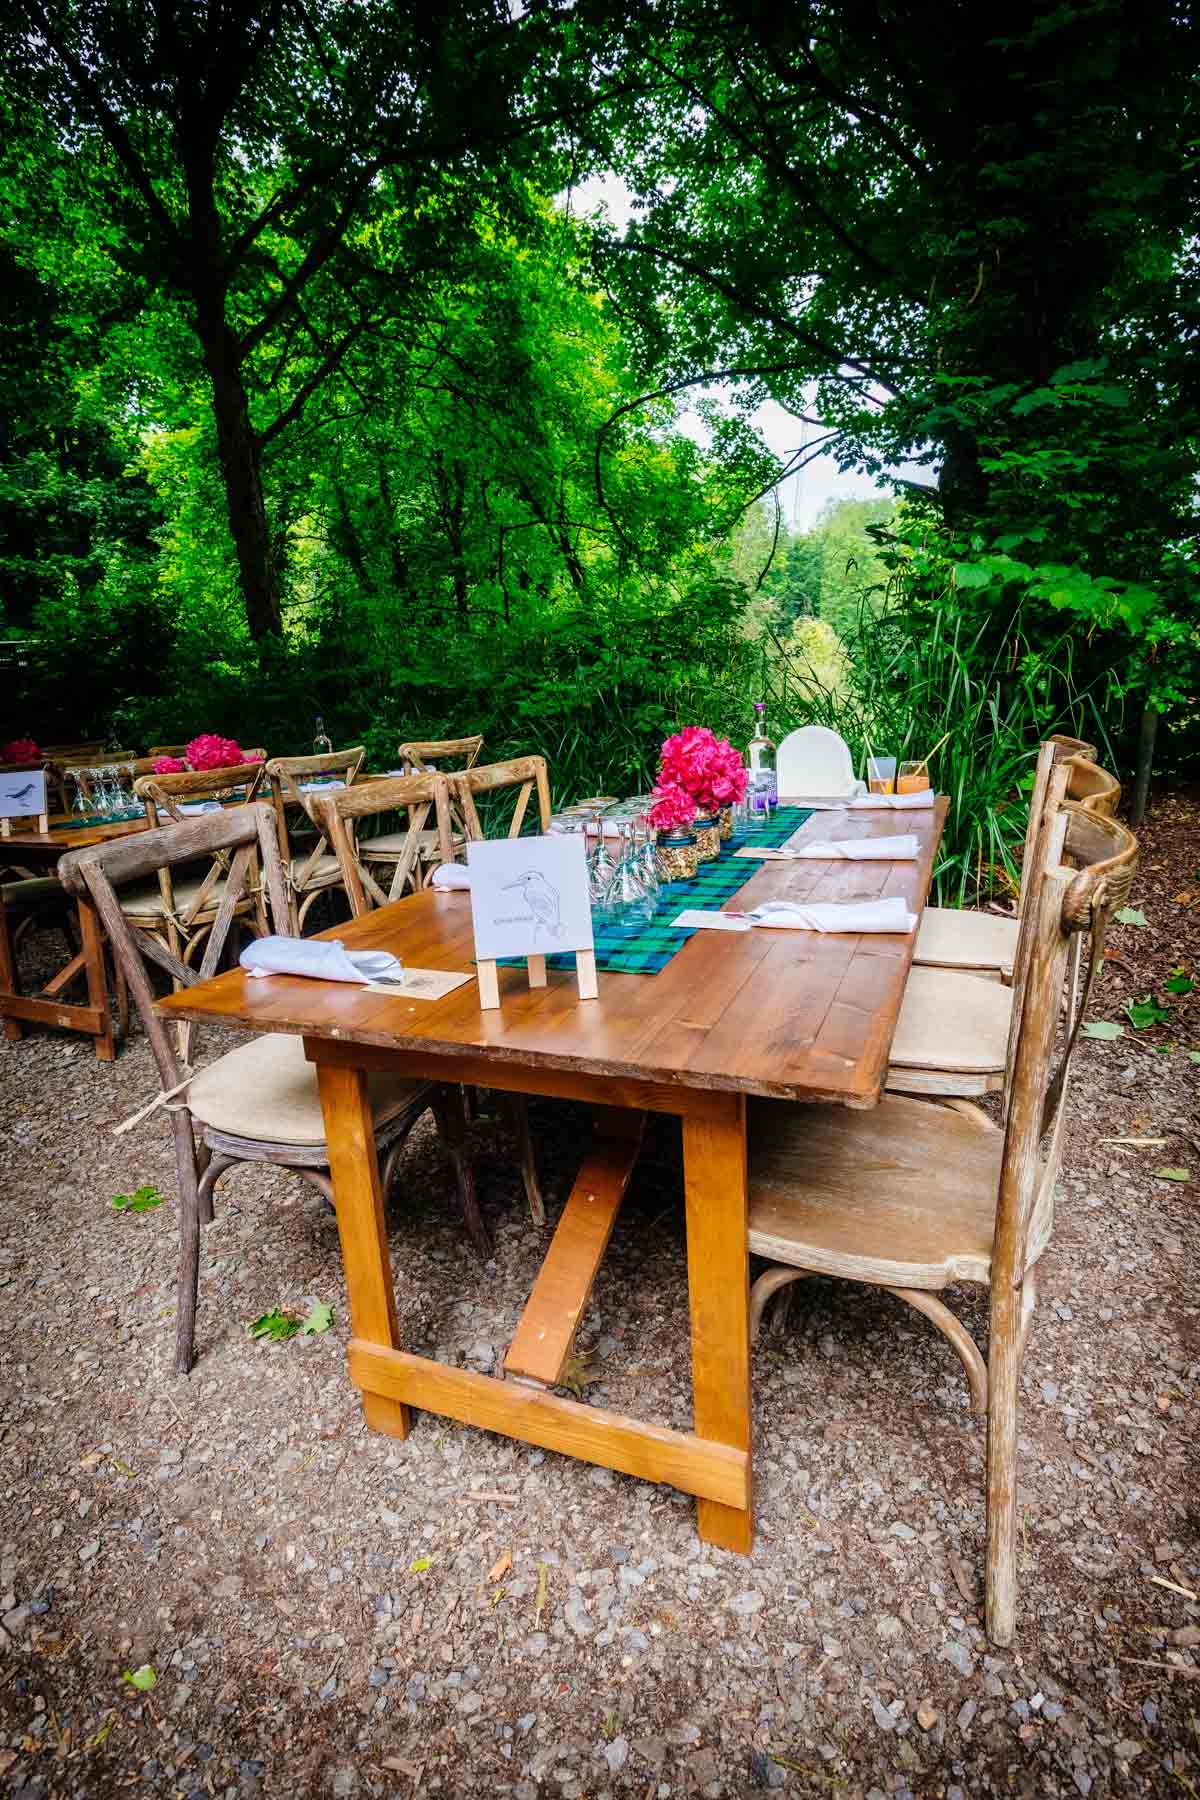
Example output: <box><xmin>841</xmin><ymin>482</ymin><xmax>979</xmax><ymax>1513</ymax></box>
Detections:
<box><xmin>157</xmin><ymin>798</ymin><xmax>947</xmax><ymax>1106</ymax></box>
<box><xmin>1</xmin><ymin>814</ymin><xmax>149</xmax><ymax>861</ymax></box>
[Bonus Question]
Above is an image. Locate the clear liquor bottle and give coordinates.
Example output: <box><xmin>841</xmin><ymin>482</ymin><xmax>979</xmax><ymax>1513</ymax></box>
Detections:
<box><xmin>747</xmin><ymin>701</ymin><xmax>777</xmax><ymax>814</ymax></box>
<box><xmin>312</xmin><ymin>715</ymin><xmax>333</xmax><ymax>758</ymax></box>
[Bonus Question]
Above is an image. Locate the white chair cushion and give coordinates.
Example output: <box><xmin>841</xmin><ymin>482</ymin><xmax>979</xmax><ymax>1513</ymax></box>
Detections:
<box><xmin>188</xmin><ymin>1032</ymin><xmax>428</xmax><ymax>1147</ymax></box>
<box><xmin>889</xmin><ymin>966</ymin><xmax>1012</xmax><ymax>1073</ymax></box>
<box><xmin>363</xmin><ymin>829</ymin><xmax>459</xmax><ymax>860</ymax></box>
<box><xmin>914</xmin><ymin>906</ymin><xmax>1019</xmax><ymax>978</ymax></box>
<box><xmin>1</xmin><ymin>876</ymin><xmax>64</xmax><ymax>911</ymax></box>
<box><xmin>290</xmin><ymin>852</ymin><xmax>342</xmax><ymax>888</ymax></box>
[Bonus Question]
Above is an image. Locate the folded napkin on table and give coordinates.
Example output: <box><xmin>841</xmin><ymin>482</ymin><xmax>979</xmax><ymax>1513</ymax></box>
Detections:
<box><xmin>298</xmin><ymin>778</ymin><xmax>346</xmax><ymax>794</ymax></box>
<box><xmin>176</xmin><ymin>800</ymin><xmax>223</xmax><ymax>815</ymax></box>
<box><xmin>749</xmin><ymin>895</ymin><xmax>917</xmax><ymax>934</ymax></box>
<box><xmin>240</xmin><ymin>935</ymin><xmax>403</xmax><ymax>983</ymax></box>
<box><xmin>846</xmin><ymin>789</ymin><xmax>934</xmax><ymax>810</ymax></box>
<box><xmin>787</xmin><ymin>833</ymin><xmax>918</xmax><ymax>861</ymax></box>
<box><xmin>431</xmin><ymin>863</ymin><xmax>471</xmax><ymax>891</ymax></box>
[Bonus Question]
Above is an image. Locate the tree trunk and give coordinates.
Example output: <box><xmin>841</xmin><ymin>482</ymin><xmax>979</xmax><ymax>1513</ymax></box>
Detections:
<box><xmin>1130</xmin><ymin>697</ymin><xmax>1158</xmax><ymax>828</ymax></box>
<box><xmin>194</xmin><ymin>294</ymin><xmax>281</xmax><ymax>639</ymax></box>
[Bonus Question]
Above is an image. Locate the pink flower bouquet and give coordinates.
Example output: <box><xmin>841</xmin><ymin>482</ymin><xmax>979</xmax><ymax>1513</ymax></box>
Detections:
<box><xmin>657</xmin><ymin>726</ymin><xmax>748</xmax><ymax>815</ymax></box>
<box><xmin>185</xmin><ymin>734</ymin><xmax>252</xmax><ymax>772</ymax></box>
<box><xmin>153</xmin><ymin>755</ymin><xmax>186</xmax><ymax>774</ymax></box>
<box><xmin>647</xmin><ymin>781</ymin><xmax>698</xmax><ymax>834</ymax></box>
<box><xmin>1</xmin><ymin>737</ymin><xmax>40</xmax><ymax>763</ymax></box>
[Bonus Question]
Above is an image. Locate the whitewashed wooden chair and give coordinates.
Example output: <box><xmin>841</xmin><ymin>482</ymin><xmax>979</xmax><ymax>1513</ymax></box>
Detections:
<box><xmin>128</xmin><ymin>761</ymin><xmax>270</xmax><ymax>970</ymax></box>
<box><xmin>265</xmin><ymin>747</ymin><xmax>365</xmax><ymax>929</ymax></box>
<box><xmin>776</xmin><ymin>726</ymin><xmax>866</xmax><ymax>803</ymax></box>
<box><xmin>445</xmin><ymin>754</ymin><xmax>553</xmax><ymax>844</ymax></box>
<box><xmin>360</xmin><ymin>736</ymin><xmax>482</xmax><ymax>892</ymax></box>
<box><xmin>913</xmin><ymin>736</ymin><xmax>1118</xmax><ymax>982</ymax></box>
<box><xmin>747</xmin><ymin>804</ymin><xmax>1137</xmax><ymax>1643</ymax></box>
<box><xmin>887</xmin><ymin>749</ymin><xmax>1132</xmax><ymax>1097</ymax></box>
<box><xmin>58</xmin><ymin>802</ymin><xmax>488</xmax><ymax>1375</ymax></box>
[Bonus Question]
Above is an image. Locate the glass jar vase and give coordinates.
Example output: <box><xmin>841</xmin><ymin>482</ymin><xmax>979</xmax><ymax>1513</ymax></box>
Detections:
<box><xmin>655</xmin><ymin>829</ymin><xmax>700</xmax><ymax>883</ymax></box>
<box><xmin>692</xmin><ymin>811</ymin><xmax>720</xmax><ymax>863</ymax></box>
<box><xmin>718</xmin><ymin>805</ymin><xmax>734</xmax><ymax>840</ymax></box>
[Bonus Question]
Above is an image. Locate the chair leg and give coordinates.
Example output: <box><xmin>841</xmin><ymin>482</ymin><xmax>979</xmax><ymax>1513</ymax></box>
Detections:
<box><xmin>985</xmin><ymin>1271</ymin><xmax>1029</xmax><ymax>1646</ymax></box>
<box><xmin>749</xmin><ymin>1265</ymin><xmax>811</xmax><ymax>1342</ymax></box>
<box><xmin>297</xmin><ymin>1167</ymin><xmax>335</xmax><ymax>1205</ymax></box>
<box><xmin>197</xmin><ymin>1151</ymin><xmax>238</xmax><ymax>1226</ymax></box>
<box><xmin>887</xmin><ymin>1287</ymin><xmax>988</xmax><ymax>1413</ymax></box>
<box><xmin>507</xmin><ymin>1094</ymin><xmax>546</xmax><ymax>1229</ymax></box>
<box><xmin>432</xmin><ymin>1085</ymin><xmax>490</xmax><ymax>1259</ymax></box>
<box><xmin>173</xmin><ymin>1121</ymin><xmax>204</xmax><ymax>1377</ymax></box>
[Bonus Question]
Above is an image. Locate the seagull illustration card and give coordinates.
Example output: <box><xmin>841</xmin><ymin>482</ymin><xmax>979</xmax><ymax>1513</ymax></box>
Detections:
<box><xmin>0</xmin><ymin>768</ymin><xmax>48</xmax><ymax>819</ymax></box>
<box><xmin>467</xmin><ymin>833</ymin><xmax>594</xmax><ymax>962</ymax></box>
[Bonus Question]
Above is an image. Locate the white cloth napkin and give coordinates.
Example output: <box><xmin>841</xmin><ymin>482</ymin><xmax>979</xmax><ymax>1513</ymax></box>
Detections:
<box><xmin>298</xmin><ymin>778</ymin><xmax>346</xmax><ymax>794</ymax></box>
<box><xmin>240</xmin><ymin>936</ymin><xmax>403</xmax><ymax>983</ymax></box>
<box><xmin>846</xmin><ymin>789</ymin><xmax>934</xmax><ymax>810</ymax></box>
<box><xmin>749</xmin><ymin>896</ymin><xmax>917</xmax><ymax>934</ymax></box>
<box><xmin>787</xmin><ymin>833</ymin><xmax>918</xmax><ymax>861</ymax></box>
<box><xmin>177</xmin><ymin>800</ymin><xmax>222</xmax><ymax>815</ymax></box>
<box><xmin>431</xmin><ymin>863</ymin><xmax>471</xmax><ymax>891</ymax></box>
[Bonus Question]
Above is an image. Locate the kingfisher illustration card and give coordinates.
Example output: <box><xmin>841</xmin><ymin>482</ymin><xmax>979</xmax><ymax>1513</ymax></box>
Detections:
<box><xmin>0</xmin><ymin>767</ymin><xmax>48</xmax><ymax>819</ymax></box>
<box><xmin>466</xmin><ymin>833</ymin><xmax>594</xmax><ymax>962</ymax></box>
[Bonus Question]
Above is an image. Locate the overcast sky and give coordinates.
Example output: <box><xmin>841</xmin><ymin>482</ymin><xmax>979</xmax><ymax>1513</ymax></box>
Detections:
<box><xmin>568</xmin><ymin>175</ymin><xmax>895</xmax><ymax>530</ymax></box>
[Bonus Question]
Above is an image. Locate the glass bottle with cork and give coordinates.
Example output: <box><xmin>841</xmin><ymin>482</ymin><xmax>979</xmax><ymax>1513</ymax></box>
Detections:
<box><xmin>746</xmin><ymin>701</ymin><xmax>777</xmax><ymax>815</ymax></box>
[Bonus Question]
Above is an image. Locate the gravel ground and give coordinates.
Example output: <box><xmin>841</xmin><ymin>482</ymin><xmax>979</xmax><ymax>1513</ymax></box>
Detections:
<box><xmin>1</xmin><ymin>788</ymin><xmax>1197</xmax><ymax>1800</ymax></box>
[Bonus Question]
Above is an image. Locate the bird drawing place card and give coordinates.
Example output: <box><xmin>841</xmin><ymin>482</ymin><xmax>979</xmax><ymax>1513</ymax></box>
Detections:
<box><xmin>0</xmin><ymin>767</ymin><xmax>49</xmax><ymax>834</ymax></box>
<box><xmin>467</xmin><ymin>833</ymin><xmax>594</xmax><ymax>961</ymax></box>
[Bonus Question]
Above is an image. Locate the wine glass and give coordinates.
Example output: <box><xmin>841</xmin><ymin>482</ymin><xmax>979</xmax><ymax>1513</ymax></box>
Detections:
<box><xmin>70</xmin><ymin>768</ymin><xmax>89</xmax><ymax>816</ymax></box>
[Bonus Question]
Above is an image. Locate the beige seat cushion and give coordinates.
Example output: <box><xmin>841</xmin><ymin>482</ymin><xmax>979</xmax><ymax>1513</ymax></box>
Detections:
<box><xmin>363</xmin><ymin>829</ymin><xmax>461</xmax><ymax>861</ymax></box>
<box><xmin>749</xmin><ymin>1093</ymin><xmax>1002</xmax><ymax>1288</ymax></box>
<box><xmin>1</xmin><ymin>876</ymin><xmax>64</xmax><ymax>911</ymax></box>
<box><xmin>290</xmin><ymin>852</ymin><xmax>342</xmax><ymax>888</ymax></box>
<box><xmin>119</xmin><ymin>872</ymin><xmax>243</xmax><ymax>921</ymax></box>
<box><xmin>914</xmin><ymin>906</ymin><xmax>1019</xmax><ymax>979</ymax></box>
<box><xmin>889</xmin><ymin>966</ymin><xmax>1012</xmax><ymax>1074</ymax></box>
<box><xmin>188</xmin><ymin>1032</ymin><xmax>428</xmax><ymax>1147</ymax></box>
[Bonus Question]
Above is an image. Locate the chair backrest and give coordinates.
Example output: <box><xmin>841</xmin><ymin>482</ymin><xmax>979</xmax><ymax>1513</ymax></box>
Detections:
<box><xmin>133</xmin><ymin>761</ymin><xmax>268</xmax><ymax>936</ymax></box>
<box><xmin>445</xmin><ymin>756</ymin><xmax>552</xmax><ymax>845</ymax></box>
<box><xmin>57</xmin><ymin>802</ymin><xmax>290</xmax><ymax>1084</ymax></box>
<box><xmin>993</xmin><ymin>805</ymin><xmax>1138</xmax><ymax>1299</ymax></box>
<box><xmin>318</xmin><ymin>773</ymin><xmax>454</xmax><ymax>914</ymax></box>
<box><xmin>1063</xmin><ymin>754</ymin><xmax>1119</xmax><ymax>816</ymax></box>
<box><xmin>42</xmin><ymin>741</ymin><xmax>108</xmax><ymax>759</ymax></box>
<box><xmin>265</xmin><ymin>747</ymin><xmax>365</xmax><ymax>878</ymax></box>
<box><xmin>776</xmin><ymin>726</ymin><xmax>859</xmax><ymax>799</ymax></box>
<box><xmin>147</xmin><ymin>744</ymin><xmax>189</xmax><ymax>758</ymax></box>
<box><xmin>396</xmin><ymin>735</ymin><xmax>484</xmax><ymax>774</ymax></box>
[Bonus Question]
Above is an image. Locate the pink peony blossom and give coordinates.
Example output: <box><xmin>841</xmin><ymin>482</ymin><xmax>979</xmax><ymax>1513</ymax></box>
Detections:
<box><xmin>647</xmin><ymin>781</ymin><xmax>697</xmax><ymax>833</ymax></box>
<box><xmin>657</xmin><ymin>727</ymin><xmax>747</xmax><ymax>815</ymax></box>
<box><xmin>2</xmin><ymin>737</ymin><xmax>41</xmax><ymax>763</ymax></box>
<box><xmin>186</xmin><ymin>733</ymin><xmax>248</xmax><ymax>772</ymax></box>
<box><xmin>153</xmin><ymin>755</ymin><xmax>186</xmax><ymax>774</ymax></box>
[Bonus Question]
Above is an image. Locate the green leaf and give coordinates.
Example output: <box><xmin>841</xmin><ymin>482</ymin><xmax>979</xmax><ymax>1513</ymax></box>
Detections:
<box><xmin>248</xmin><ymin>1308</ymin><xmax>300</xmax><ymax>1343</ymax></box>
<box><xmin>409</xmin><ymin>1556</ymin><xmax>431</xmax><ymax>1573</ymax></box>
<box><xmin>1114</xmin><ymin>907</ymin><xmax>1147</xmax><ymax>927</ymax></box>
<box><xmin>111</xmin><ymin>1184</ymin><xmax>163</xmax><ymax>1213</ymax></box>
<box><xmin>1124</xmin><ymin>996</ymin><xmax>1171</xmax><ymax>1030</ymax></box>
<box><xmin>300</xmin><ymin>1301</ymin><xmax>333</xmax><ymax>1336</ymax></box>
<box><xmin>123</xmin><ymin>1664</ymin><xmax>157</xmax><ymax>1691</ymax></box>
<box><xmin>1082</xmin><ymin>1020</ymin><xmax>1124</xmax><ymax>1040</ymax></box>
<box><xmin>1153</xmin><ymin>1167</ymin><xmax>1189</xmax><ymax>1182</ymax></box>
<box><xmin>1188</xmin><ymin>1050</ymin><xmax>1200</xmax><ymax>1064</ymax></box>
<box><xmin>1164</xmin><ymin>974</ymin><xmax>1193</xmax><ymax>996</ymax></box>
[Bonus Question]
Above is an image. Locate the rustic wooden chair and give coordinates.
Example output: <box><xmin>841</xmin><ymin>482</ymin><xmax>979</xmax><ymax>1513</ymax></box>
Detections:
<box><xmin>57</xmin><ymin>802</ymin><xmax>488</xmax><ymax>1375</ymax></box>
<box><xmin>913</xmin><ymin>736</ymin><xmax>1116</xmax><ymax>982</ymax></box>
<box><xmin>887</xmin><ymin>748</ymin><xmax>1132</xmax><ymax>1097</ymax></box>
<box><xmin>360</xmin><ymin>736</ymin><xmax>483</xmax><ymax>892</ymax></box>
<box><xmin>320</xmin><ymin>770</ymin><xmax>547</xmax><ymax>1230</ymax></box>
<box><xmin>127</xmin><ymin>761</ymin><xmax>271</xmax><ymax>970</ymax></box>
<box><xmin>265</xmin><ymin>747</ymin><xmax>365</xmax><ymax>930</ymax></box>
<box><xmin>746</xmin><ymin>802</ymin><xmax>1138</xmax><ymax>1644</ymax></box>
<box><xmin>146</xmin><ymin>744</ymin><xmax>190</xmax><ymax>759</ymax></box>
<box><xmin>444</xmin><ymin>754</ymin><xmax>553</xmax><ymax>843</ymax></box>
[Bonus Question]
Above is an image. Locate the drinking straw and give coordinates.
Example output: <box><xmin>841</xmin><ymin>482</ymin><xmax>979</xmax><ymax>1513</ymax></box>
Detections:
<box><xmin>911</xmin><ymin>729</ymin><xmax>951</xmax><ymax>777</ymax></box>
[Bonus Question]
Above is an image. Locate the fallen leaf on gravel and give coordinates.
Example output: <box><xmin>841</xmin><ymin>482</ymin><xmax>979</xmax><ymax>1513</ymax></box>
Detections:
<box><xmin>382</xmin><ymin>1756</ymin><xmax>421</xmax><ymax>1777</ymax></box>
<box><xmin>1172</xmin><ymin>891</ymin><xmax>1197</xmax><ymax>906</ymax></box>
<box><xmin>122</xmin><ymin>1665</ymin><xmax>156</xmax><ymax>1691</ymax></box>
<box><xmin>1165</xmin><ymin>973</ymin><xmax>1194</xmax><ymax>995</ymax></box>
<box><xmin>916</xmin><ymin>1700</ymin><xmax>938</xmax><ymax>1730</ymax></box>
<box><xmin>1188</xmin><ymin>1049</ymin><xmax>1200</xmax><ymax>1063</ymax></box>
<box><xmin>300</xmin><ymin>1301</ymin><xmax>333</xmax><ymax>1335</ymax></box>
<box><xmin>1114</xmin><ymin>907</ymin><xmax>1148</xmax><ymax>926</ymax></box>
<box><xmin>1082</xmin><ymin>1020</ymin><xmax>1124</xmax><ymax>1040</ymax></box>
<box><xmin>948</xmin><ymin>1554</ymin><xmax>976</xmax><ymax>1604</ymax></box>
<box><xmin>248</xmin><ymin>1308</ymin><xmax>300</xmax><ymax>1343</ymax></box>
<box><xmin>1154</xmin><ymin>1167</ymin><xmax>1190</xmax><ymax>1181</ymax></box>
<box><xmin>534</xmin><ymin>1560</ymin><xmax>549</xmax><ymax>1626</ymax></box>
<box><xmin>488</xmin><ymin>1547</ymin><xmax>512</xmax><ymax>1583</ymax></box>
<box><xmin>1126</xmin><ymin>997</ymin><xmax>1171</xmax><ymax>1030</ymax></box>
<box><xmin>408</xmin><ymin>1556</ymin><xmax>431</xmax><ymax>1574</ymax></box>
<box><xmin>110</xmin><ymin>1184</ymin><xmax>163</xmax><ymax>1213</ymax></box>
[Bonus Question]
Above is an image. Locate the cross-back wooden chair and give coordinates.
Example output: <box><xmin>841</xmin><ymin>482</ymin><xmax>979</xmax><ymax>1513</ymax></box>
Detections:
<box><xmin>265</xmin><ymin>747</ymin><xmax>365</xmax><ymax>930</ymax></box>
<box><xmin>745</xmin><ymin>802</ymin><xmax>1138</xmax><ymax>1644</ymax></box>
<box><xmin>146</xmin><ymin>744</ymin><xmax>189</xmax><ymax>759</ymax></box>
<box><xmin>128</xmin><ymin>761</ymin><xmax>271</xmax><ymax>971</ymax></box>
<box><xmin>444</xmin><ymin>755</ymin><xmax>553</xmax><ymax>845</ymax></box>
<box><xmin>887</xmin><ymin>745</ymin><xmax>1133</xmax><ymax>1097</ymax></box>
<box><xmin>360</xmin><ymin>738</ymin><xmax>482</xmax><ymax>894</ymax></box>
<box><xmin>58</xmin><ymin>802</ymin><xmax>488</xmax><ymax>1375</ymax></box>
<box><xmin>320</xmin><ymin>771</ymin><xmax>547</xmax><ymax>1230</ymax></box>
<box><xmin>320</xmin><ymin>772</ymin><xmax>455</xmax><ymax>911</ymax></box>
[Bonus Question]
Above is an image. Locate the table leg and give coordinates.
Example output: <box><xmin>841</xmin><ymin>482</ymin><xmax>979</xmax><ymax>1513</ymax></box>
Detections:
<box><xmin>77</xmin><ymin>895</ymin><xmax>114</xmax><ymax>1062</ymax></box>
<box><xmin>316</xmin><ymin>1060</ymin><xmax>410</xmax><ymax>1439</ymax></box>
<box><xmin>683</xmin><ymin>1090</ymin><xmax>754</xmax><ymax>1553</ymax></box>
<box><xmin>0</xmin><ymin>893</ymin><xmax>23</xmax><ymax>1042</ymax></box>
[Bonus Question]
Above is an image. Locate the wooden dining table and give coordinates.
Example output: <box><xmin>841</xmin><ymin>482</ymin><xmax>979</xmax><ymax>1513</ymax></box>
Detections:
<box><xmin>1</xmin><ymin>813</ymin><xmax>148</xmax><ymax>1059</ymax></box>
<box><xmin>157</xmin><ymin>797</ymin><xmax>947</xmax><ymax>1555</ymax></box>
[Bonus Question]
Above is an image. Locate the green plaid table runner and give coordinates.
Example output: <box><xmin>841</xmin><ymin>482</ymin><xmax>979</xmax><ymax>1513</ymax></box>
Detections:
<box><xmin>503</xmin><ymin>806</ymin><xmax>812</xmax><ymax>977</ymax></box>
<box><xmin>49</xmin><ymin>810</ymin><xmax>143</xmax><ymax>830</ymax></box>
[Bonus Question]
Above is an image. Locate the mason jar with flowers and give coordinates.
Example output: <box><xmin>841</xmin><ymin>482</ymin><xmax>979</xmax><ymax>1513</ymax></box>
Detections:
<box><xmin>647</xmin><ymin>782</ymin><xmax>700</xmax><ymax>883</ymax></box>
<box><xmin>655</xmin><ymin>727</ymin><xmax>748</xmax><ymax>863</ymax></box>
